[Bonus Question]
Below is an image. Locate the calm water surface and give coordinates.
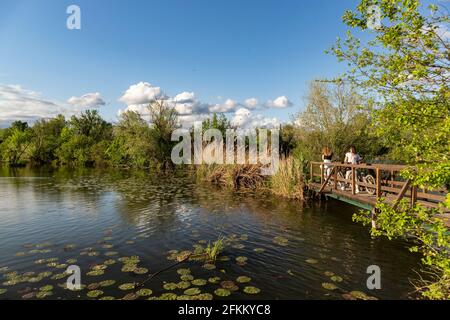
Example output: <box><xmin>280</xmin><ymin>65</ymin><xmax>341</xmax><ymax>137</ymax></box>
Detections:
<box><xmin>0</xmin><ymin>167</ymin><xmax>422</xmax><ymax>300</ymax></box>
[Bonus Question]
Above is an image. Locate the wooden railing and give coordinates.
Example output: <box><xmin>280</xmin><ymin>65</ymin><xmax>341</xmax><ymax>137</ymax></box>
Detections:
<box><xmin>309</xmin><ymin>162</ymin><xmax>448</xmax><ymax>210</ymax></box>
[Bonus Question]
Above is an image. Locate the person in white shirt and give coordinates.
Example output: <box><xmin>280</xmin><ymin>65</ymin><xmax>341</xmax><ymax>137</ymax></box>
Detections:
<box><xmin>343</xmin><ymin>146</ymin><xmax>362</xmax><ymax>192</ymax></box>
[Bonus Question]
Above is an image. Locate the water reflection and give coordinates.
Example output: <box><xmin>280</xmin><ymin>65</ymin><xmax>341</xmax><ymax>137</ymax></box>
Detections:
<box><xmin>0</xmin><ymin>166</ymin><xmax>423</xmax><ymax>300</ymax></box>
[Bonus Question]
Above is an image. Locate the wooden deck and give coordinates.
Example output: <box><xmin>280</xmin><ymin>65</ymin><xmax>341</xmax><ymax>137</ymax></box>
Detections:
<box><xmin>308</xmin><ymin>162</ymin><xmax>450</xmax><ymax>226</ymax></box>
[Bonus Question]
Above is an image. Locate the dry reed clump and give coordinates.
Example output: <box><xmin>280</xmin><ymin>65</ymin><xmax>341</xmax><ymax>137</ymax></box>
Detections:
<box><xmin>270</xmin><ymin>157</ymin><xmax>304</xmax><ymax>200</ymax></box>
<box><xmin>196</xmin><ymin>164</ymin><xmax>265</xmax><ymax>190</ymax></box>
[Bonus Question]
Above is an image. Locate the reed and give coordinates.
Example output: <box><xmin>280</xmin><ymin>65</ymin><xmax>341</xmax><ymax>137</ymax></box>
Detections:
<box><xmin>269</xmin><ymin>157</ymin><xmax>304</xmax><ymax>200</ymax></box>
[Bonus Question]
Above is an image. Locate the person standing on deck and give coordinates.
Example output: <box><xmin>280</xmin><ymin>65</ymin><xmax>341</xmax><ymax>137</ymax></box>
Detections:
<box><xmin>321</xmin><ymin>147</ymin><xmax>333</xmax><ymax>178</ymax></box>
<box><xmin>343</xmin><ymin>146</ymin><xmax>362</xmax><ymax>193</ymax></box>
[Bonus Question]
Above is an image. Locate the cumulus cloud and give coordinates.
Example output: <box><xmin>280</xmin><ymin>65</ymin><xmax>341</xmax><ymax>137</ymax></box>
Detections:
<box><xmin>117</xmin><ymin>82</ymin><xmax>291</xmax><ymax>128</ymax></box>
<box><xmin>209</xmin><ymin>99</ymin><xmax>239</xmax><ymax>113</ymax></box>
<box><xmin>68</xmin><ymin>92</ymin><xmax>105</xmax><ymax>108</ymax></box>
<box><xmin>119</xmin><ymin>82</ymin><xmax>166</xmax><ymax>105</ymax></box>
<box><xmin>265</xmin><ymin>96</ymin><xmax>293</xmax><ymax>108</ymax></box>
<box><xmin>0</xmin><ymin>84</ymin><xmax>107</xmax><ymax>127</ymax></box>
<box><xmin>230</xmin><ymin>107</ymin><xmax>280</xmax><ymax>129</ymax></box>
<box><xmin>244</xmin><ymin>98</ymin><xmax>258</xmax><ymax>109</ymax></box>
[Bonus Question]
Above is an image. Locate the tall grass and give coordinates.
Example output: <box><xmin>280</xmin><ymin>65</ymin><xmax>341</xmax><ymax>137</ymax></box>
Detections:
<box><xmin>270</xmin><ymin>157</ymin><xmax>304</xmax><ymax>200</ymax></box>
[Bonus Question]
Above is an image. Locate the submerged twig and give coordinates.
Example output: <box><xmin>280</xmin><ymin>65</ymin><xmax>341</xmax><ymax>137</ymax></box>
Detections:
<box><xmin>135</xmin><ymin>252</ymin><xmax>192</xmax><ymax>289</ymax></box>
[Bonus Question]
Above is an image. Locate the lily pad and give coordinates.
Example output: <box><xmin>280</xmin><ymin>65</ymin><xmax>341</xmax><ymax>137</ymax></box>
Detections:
<box><xmin>191</xmin><ymin>279</ymin><xmax>207</xmax><ymax>286</ymax></box>
<box><xmin>36</xmin><ymin>291</ymin><xmax>53</xmax><ymax>299</ymax></box>
<box><xmin>163</xmin><ymin>283</ymin><xmax>178</xmax><ymax>291</ymax></box>
<box><xmin>39</xmin><ymin>285</ymin><xmax>53</xmax><ymax>292</ymax></box>
<box><xmin>136</xmin><ymin>288</ymin><xmax>153</xmax><ymax>297</ymax></box>
<box><xmin>273</xmin><ymin>236</ymin><xmax>289</xmax><ymax>246</ymax></box>
<box><xmin>99</xmin><ymin>296</ymin><xmax>116</xmax><ymax>300</ymax></box>
<box><xmin>103</xmin><ymin>259</ymin><xmax>116</xmax><ymax>265</ymax></box>
<box><xmin>202</xmin><ymin>263</ymin><xmax>216</xmax><ymax>270</ymax></box>
<box><xmin>195</xmin><ymin>293</ymin><xmax>213</xmax><ymax>300</ymax></box>
<box><xmin>66</xmin><ymin>259</ymin><xmax>77</xmax><ymax>264</ymax></box>
<box><xmin>0</xmin><ymin>288</ymin><xmax>7</xmax><ymax>295</ymax></box>
<box><xmin>104</xmin><ymin>251</ymin><xmax>118</xmax><ymax>256</ymax></box>
<box><xmin>322</xmin><ymin>283</ymin><xmax>338</xmax><ymax>290</ymax></box>
<box><xmin>305</xmin><ymin>259</ymin><xmax>318</xmax><ymax>264</ymax></box>
<box><xmin>122</xmin><ymin>293</ymin><xmax>138</xmax><ymax>300</ymax></box>
<box><xmin>177</xmin><ymin>268</ymin><xmax>191</xmax><ymax>275</ymax></box>
<box><xmin>99</xmin><ymin>280</ymin><xmax>116</xmax><ymax>287</ymax></box>
<box><xmin>253</xmin><ymin>248</ymin><xmax>265</xmax><ymax>253</ymax></box>
<box><xmin>235</xmin><ymin>256</ymin><xmax>248</xmax><ymax>263</ymax></box>
<box><xmin>121</xmin><ymin>265</ymin><xmax>137</xmax><ymax>273</ymax></box>
<box><xmin>331</xmin><ymin>276</ymin><xmax>343</xmax><ymax>283</ymax></box>
<box><xmin>176</xmin><ymin>281</ymin><xmax>191</xmax><ymax>289</ymax></box>
<box><xmin>87</xmin><ymin>290</ymin><xmax>104</xmax><ymax>298</ymax></box>
<box><xmin>221</xmin><ymin>281</ymin><xmax>238</xmax><ymax>291</ymax></box>
<box><xmin>87</xmin><ymin>283</ymin><xmax>100</xmax><ymax>290</ymax></box>
<box><xmin>208</xmin><ymin>276</ymin><xmax>221</xmax><ymax>284</ymax></box>
<box><xmin>133</xmin><ymin>267</ymin><xmax>148</xmax><ymax>275</ymax></box>
<box><xmin>118</xmin><ymin>283</ymin><xmax>135</xmax><ymax>291</ymax></box>
<box><xmin>159</xmin><ymin>292</ymin><xmax>177</xmax><ymax>300</ymax></box>
<box><xmin>243</xmin><ymin>286</ymin><xmax>261</xmax><ymax>294</ymax></box>
<box><xmin>324</xmin><ymin>271</ymin><xmax>335</xmax><ymax>277</ymax></box>
<box><xmin>184</xmin><ymin>288</ymin><xmax>201</xmax><ymax>296</ymax></box>
<box><xmin>86</xmin><ymin>270</ymin><xmax>104</xmax><ymax>276</ymax></box>
<box><xmin>214</xmin><ymin>288</ymin><xmax>231</xmax><ymax>297</ymax></box>
<box><xmin>350</xmin><ymin>291</ymin><xmax>370</xmax><ymax>300</ymax></box>
<box><xmin>180</xmin><ymin>274</ymin><xmax>194</xmax><ymax>281</ymax></box>
<box><xmin>236</xmin><ymin>276</ymin><xmax>251</xmax><ymax>283</ymax></box>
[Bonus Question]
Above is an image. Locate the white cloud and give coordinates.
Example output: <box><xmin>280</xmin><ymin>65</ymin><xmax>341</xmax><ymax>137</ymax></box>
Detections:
<box><xmin>67</xmin><ymin>92</ymin><xmax>105</xmax><ymax>108</ymax></box>
<box><xmin>119</xmin><ymin>82</ymin><xmax>166</xmax><ymax>105</ymax></box>
<box><xmin>230</xmin><ymin>107</ymin><xmax>280</xmax><ymax>129</ymax></box>
<box><xmin>209</xmin><ymin>99</ymin><xmax>238</xmax><ymax>113</ymax></box>
<box><xmin>265</xmin><ymin>95</ymin><xmax>293</xmax><ymax>108</ymax></box>
<box><xmin>244</xmin><ymin>98</ymin><xmax>258</xmax><ymax>109</ymax></box>
<box><xmin>0</xmin><ymin>84</ymin><xmax>81</xmax><ymax>126</ymax></box>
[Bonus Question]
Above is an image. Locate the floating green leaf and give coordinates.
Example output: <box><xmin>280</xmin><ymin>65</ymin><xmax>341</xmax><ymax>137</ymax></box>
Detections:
<box><xmin>243</xmin><ymin>286</ymin><xmax>261</xmax><ymax>294</ymax></box>
<box><xmin>87</xmin><ymin>290</ymin><xmax>104</xmax><ymax>298</ymax></box>
<box><xmin>191</xmin><ymin>279</ymin><xmax>207</xmax><ymax>286</ymax></box>
<box><xmin>39</xmin><ymin>285</ymin><xmax>53</xmax><ymax>292</ymax></box>
<box><xmin>305</xmin><ymin>259</ymin><xmax>318</xmax><ymax>264</ymax></box>
<box><xmin>180</xmin><ymin>274</ymin><xmax>194</xmax><ymax>281</ymax></box>
<box><xmin>99</xmin><ymin>280</ymin><xmax>116</xmax><ymax>287</ymax></box>
<box><xmin>208</xmin><ymin>276</ymin><xmax>221</xmax><ymax>284</ymax></box>
<box><xmin>236</xmin><ymin>276</ymin><xmax>251</xmax><ymax>283</ymax></box>
<box><xmin>133</xmin><ymin>267</ymin><xmax>148</xmax><ymax>275</ymax></box>
<box><xmin>184</xmin><ymin>288</ymin><xmax>201</xmax><ymax>296</ymax></box>
<box><xmin>176</xmin><ymin>281</ymin><xmax>191</xmax><ymax>289</ymax></box>
<box><xmin>118</xmin><ymin>283</ymin><xmax>135</xmax><ymax>291</ymax></box>
<box><xmin>163</xmin><ymin>283</ymin><xmax>178</xmax><ymax>291</ymax></box>
<box><xmin>322</xmin><ymin>283</ymin><xmax>338</xmax><ymax>290</ymax></box>
<box><xmin>331</xmin><ymin>276</ymin><xmax>343</xmax><ymax>283</ymax></box>
<box><xmin>136</xmin><ymin>288</ymin><xmax>153</xmax><ymax>297</ymax></box>
<box><xmin>177</xmin><ymin>268</ymin><xmax>191</xmax><ymax>275</ymax></box>
<box><xmin>214</xmin><ymin>288</ymin><xmax>231</xmax><ymax>297</ymax></box>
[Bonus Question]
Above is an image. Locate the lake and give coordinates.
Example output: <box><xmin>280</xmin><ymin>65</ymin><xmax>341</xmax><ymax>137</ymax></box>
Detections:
<box><xmin>0</xmin><ymin>167</ymin><xmax>423</xmax><ymax>300</ymax></box>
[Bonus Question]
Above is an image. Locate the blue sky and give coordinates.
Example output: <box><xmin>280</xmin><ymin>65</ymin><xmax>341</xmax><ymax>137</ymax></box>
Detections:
<box><xmin>0</xmin><ymin>0</ymin><xmax>440</xmax><ymax>127</ymax></box>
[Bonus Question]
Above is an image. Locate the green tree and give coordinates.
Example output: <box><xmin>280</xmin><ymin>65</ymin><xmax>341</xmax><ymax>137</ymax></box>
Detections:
<box><xmin>148</xmin><ymin>99</ymin><xmax>179</xmax><ymax>167</ymax></box>
<box><xmin>0</xmin><ymin>121</ymin><xmax>32</xmax><ymax>166</ymax></box>
<box><xmin>30</xmin><ymin>115</ymin><xmax>66</xmax><ymax>164</ymax></box>
<box><xmin>330</xmin><ymin>0</ymin><xmax>449</xmax><ymax>299</ymax></box>
<box><xmin>107</xmin><ymin>111</ymin><xmax>152</xmax><ymax>167</ymax></box>
<box><xmin>293</xmin><ymin>81</ymin><xmax>383</xmax><ymax>163</ymax></box>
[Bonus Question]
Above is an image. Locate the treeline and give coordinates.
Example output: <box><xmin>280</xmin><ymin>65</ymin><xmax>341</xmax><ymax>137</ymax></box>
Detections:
<box><xmin>0</xmin><ymin>81</ymin><xmax>389</xmax><ymax>169</ymax></box>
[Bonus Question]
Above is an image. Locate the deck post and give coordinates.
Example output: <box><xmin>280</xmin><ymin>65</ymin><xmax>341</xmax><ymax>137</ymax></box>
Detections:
<box><xmin>411</xmin><ymin>185</ymin><xmax>417</xmax><ymax>206</ymax></box>
<box><xmin>334</xmin><ymin>165</ymin><xmax>338</xmax><ymax>190</ymax></box>
<box><xmin>351</xmin><ymin>167</ymin><xmax>356</xmax><ymax>195</ymax></box>
<box><xmin>371</xmin><ymin>208</ymin><xmax>378</xmax><ymax>229</ymax></box>
<box><xmin>376</xmin><ymin>168</ymin><xmax>381</xmax><ymax>198</ymax></box>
